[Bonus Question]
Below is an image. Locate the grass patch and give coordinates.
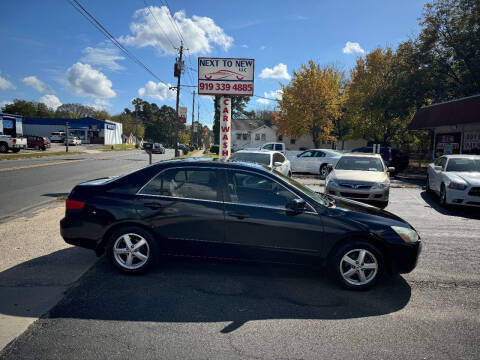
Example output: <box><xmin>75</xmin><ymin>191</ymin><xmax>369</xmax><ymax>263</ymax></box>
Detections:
<box><xmin>101</xmin><ymin>144</ymin><xmax>138</xmax><ymax>151</ymax></box>
<box><xmin>0</xmin><ymin>151</ymin><xmax>85</xmax><ymax>161</ymax></box>
<box><xmin>202</xmin><ymin>153</ymin><xmax>219</xmax><ymax>159</ymax></box>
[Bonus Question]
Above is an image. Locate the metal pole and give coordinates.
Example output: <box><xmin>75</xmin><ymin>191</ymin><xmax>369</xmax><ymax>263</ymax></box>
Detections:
<box><xmin>174</xmin><ymin>42</ymin><xmax>183</xmax><ymax>157</ymax></box>
<box><xmin>65</xmin><ymin>121</ymin><xmax>69</xmax><ymax>153</ymax></box>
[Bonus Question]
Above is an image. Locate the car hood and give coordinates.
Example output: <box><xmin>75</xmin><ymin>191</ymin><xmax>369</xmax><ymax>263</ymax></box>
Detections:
<box><xmin>446</xmin><ymin>172</ymin><xmax>480</xmax><ymax>186</ymax></box>
<box><xmin>330</xmin><ymin>170</ymin><xmax>388</xmax><ymax>183</ymax></box>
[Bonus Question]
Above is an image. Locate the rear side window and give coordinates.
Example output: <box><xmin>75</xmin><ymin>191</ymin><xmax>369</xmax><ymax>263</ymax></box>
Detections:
<box><xmin>140</xmin><ymin>168</ymin><xmax>219</xmax><ymax>201</ymax></box>
<box><xmin>274</xmin><ymin>144</ymin><xmax>283</xmax><ymax>151</ymax></box>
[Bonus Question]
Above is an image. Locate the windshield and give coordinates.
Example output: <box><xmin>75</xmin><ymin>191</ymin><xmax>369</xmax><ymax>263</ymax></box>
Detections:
<box><xmin>335</xmin><ymin>156</ymin><xmax>385</xmax><ymax>172</ymax></box>
<box><xmin>274</xmin><ymin>170</ymin><xmax>327</xmax><ymax>206</ymax></box>
<box><xmin>446</xmin><ymin>158</ymin><xmax>480</xmax><ymax>172</ymax></box>
<box><xmin>231</xmin><ymin>152</ymin><xmax>271</xmax><ymax>166</ymax></box>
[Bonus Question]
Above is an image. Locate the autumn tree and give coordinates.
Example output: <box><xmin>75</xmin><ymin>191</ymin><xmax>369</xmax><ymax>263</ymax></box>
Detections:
<box><xmin>275</xmin><ymin>61</ymin><xmax>345</xmax><ymax>148</ymax></box>
<box><xmin>111</xmin><ymin>112</ymin><xmax>145</xmax><ymax>139</ymax></box>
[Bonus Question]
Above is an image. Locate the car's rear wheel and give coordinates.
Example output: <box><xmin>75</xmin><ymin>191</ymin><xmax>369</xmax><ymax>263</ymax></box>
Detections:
<box><xmin>426</xmin><ymin>175</ymin><xmax>433</xmax><ymax>194</ymax></box>
<box><xmin>330</xmin><ymin>241</ymin><xmax>383</xmax><ymax>290</ymax></box>
<box><xmin>107</xmin><ymin>226</ymin><xmax>158</xmax><ymax>274</ymax></box>
<box><xmin>11</xmin><ymin>148</ymin><xmax>20</xmax><ymax>153</ymax></box>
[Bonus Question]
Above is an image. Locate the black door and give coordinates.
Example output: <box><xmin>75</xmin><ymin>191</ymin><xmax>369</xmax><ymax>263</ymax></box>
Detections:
<box><xmin>136</xmin><ymin>167</ymin><xmax>225</xmax><ymax>256</ymax></box>
<box><xmin>223</xmin><ymin>170</ymin><xmax>324</xmax><ymax>263</ymax></box>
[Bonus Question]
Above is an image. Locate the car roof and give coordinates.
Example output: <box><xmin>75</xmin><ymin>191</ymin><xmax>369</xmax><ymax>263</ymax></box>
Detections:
<box><xmin>150</xmin><ymin>158</ymin><xmax>274</xmax><ymax>173</ymax></box>
<box><xmin>339</xmin><ymin>153</ymin><xmax>383</xmax><ymax>158</ymax></box>
<box><xmin>235</xmin><ymin>150</ymin><xmax>276</xmax><ymax>155</ymax></box>
<box><xmin>441</xmin><ymin>154</ymin><xmax>480</xmax><ymax>159</ymax></box>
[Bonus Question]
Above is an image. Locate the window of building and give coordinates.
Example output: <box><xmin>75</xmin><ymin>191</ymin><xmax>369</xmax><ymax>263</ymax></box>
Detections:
<box><xmin>255</xmin><ymin>134</ymin><xmax>260</xmax><ymax>140</ymax></box>
<box><xmin>261</xmin><ymin>133</ymin><xmax>266</xmax><ymax>141</ymax></box>
<box><xmin>236</xmin><ymin>133</ymin><xmax>242</xmax><ymax>140</ymax></box>
<box><xmin>278</xmin><ymin>135</ymin><xmax>283</xmax><ymax>141</ymax></box>
<box><xmin>290</xmin><ymin>138</ymin><xmax>296</xmax><ymax>144</ymax></box>
<box><xmin>242</xmin><ymin>133</ymin><xmax>248</xmax><ymax>140</ymax></box>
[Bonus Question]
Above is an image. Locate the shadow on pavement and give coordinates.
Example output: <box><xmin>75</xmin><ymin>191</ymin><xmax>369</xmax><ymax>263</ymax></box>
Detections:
<box><xmin>0</xmin><ymin>250</ymin><xmax>412</xmax><ymax>334</ymax></box>
<box><xmin>42</xmin><ymin>192</ymin><xmax>70</xmax><ymax>198</ymax></box>
<box><xmin>420</xmin><ymin>190</ymin><xmax>480</xmax><ymax>219</ymax></box>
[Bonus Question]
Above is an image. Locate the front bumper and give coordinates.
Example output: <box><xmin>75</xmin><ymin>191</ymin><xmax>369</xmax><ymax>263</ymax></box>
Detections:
<box><xmin>326</xmin><ymin>185</ymin><xmax>390</xmax><ymax>202</ymax></box>
<box><xmin>446</xmin><ymin>188</ymin><xmax>480</xmax><ymax>207</ymax></box>
<box><xmin>389</xmin><ymin>241</ymin><xmax>422</xmax><ymax>274</ymax></box>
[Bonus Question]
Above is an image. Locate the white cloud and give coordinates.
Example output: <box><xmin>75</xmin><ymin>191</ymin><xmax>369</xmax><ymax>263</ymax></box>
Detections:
<box><xmin>22</xmin><ymin>76</ymin><xmax>50</xmax><ymax>93</ymax></box>
<box><xmin>91</xmin><ymin>98</ymin><xmax>112</xmax><ymax>110</ymax></box>
<box><xmin>343</xmin><ymin>41</ymin><xmax>365</xmax><ymax>54</ymax></box>
<box><xmin>66</xmin><ymin>62</ymin><xmax>116</xmax><ymax>98</ymax></box>
<box><xmin>81</xmin><ymin>46</ymin><xmax>125</xmax><ymax>71</ymax></box>
<box><xmin>119</xmin><ymin>6</ymin><xmax>233</xmax><ymax>55</ymax></box>
<box><xmin>259</xmin><ymin>63</ymin><xmax>291</xmax><ymax>80</ymax></box>
<box><xmin>0</xmin><ymin>100</ymin><xmax>13</xmax><ymax>109</ymax></box>
<box><xmin>256</xmin><ymin>98</ymin><xmax>270</xmax><ymax>105</ymax></box>
<box><xmin>39</xmin><ymin>94</ymin><xmax>62</xmax><ymax>110</ymax></box>
<box><xmin>0</xmin><ymin>76</ymin><xmax>15</xmax><ymax>90</ymax></box>
<box><xmin>138</xmin><ymin>81</ymin><xmax>176</xmax><ymax>101</ymax></box>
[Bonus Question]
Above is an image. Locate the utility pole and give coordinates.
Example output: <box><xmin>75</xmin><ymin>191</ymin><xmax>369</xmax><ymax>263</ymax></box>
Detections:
<box><xmin>197</xmin><ymin>96</ymin><xmax>200</xmax><ymax>149</ymax></box>
<box><xmin>191</xmin><ymin>90</ymin><xmax>195</xmax><ymax>148</ymax></box>
<box><xmin>174</xmin><ymin>42</ymin><xmax>184</xmax><ymax>157</ymax></box>
<box><xmin>65</xmin><ymin>121</ymin><xmax>69</xmax><ymax>153</ymax></box>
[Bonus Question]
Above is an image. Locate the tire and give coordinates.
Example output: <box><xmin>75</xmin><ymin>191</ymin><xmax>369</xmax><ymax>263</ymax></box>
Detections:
<box><xmin>319</xmin><ymin>164</ymin><xmax>329</xmax><ymax>178</ymax></box>
<box><xmin>288</xmin><ymin>171</ymin><xmax>292</xmax><ymax>178</ymax></box>
<box><xmin>11</xmin><ymin>148</ymin><xmax>20</xmax><ymax>153</ymax></box>
<box><xmin>440</xmin><ymin>183</ymin><xmax>448</xmax><ymax>207</ymax></box>
<box><xmin>0</xmin><ymin>143</ymin><xmax>8</xmax><ymax>153</ymax></box>
<box><xmin>426</xmin><ymin>175</ymin><xmax>433</xmax><ymax>194</ymax></box>
<box><xmin>34</xmin><ymin>145</ymin><xmax>40</xmax><ymax>150</ymax></box>
<box><xmin>41</xmin><ymin>146</ymin><xmax>46</xmax><ymax>151</ymax></box>
<box><xmin>107</xmin><ymin>226</ymin><xmax>158</xmax><ymax>274</ymax></box>
<box><xmin>329</xmin><ymin>241</ymin><xmax>383</xmax><ymax>290</ymax></box>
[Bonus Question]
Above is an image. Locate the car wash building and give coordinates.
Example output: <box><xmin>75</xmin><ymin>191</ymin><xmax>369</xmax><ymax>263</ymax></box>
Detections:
<box><xmin>0</xmin><ymin>113</ymin><xmax>24</xmax><ymax>137</ymax></box>
<box><xmin>22</xmin><ymin>117</ymin><xmax>123</xmax><ymax>145</ymax></box>
<box><xmin>409</xmin><ymin>94</ymin><xmax>480</xmax><ymax>158</ymax></box>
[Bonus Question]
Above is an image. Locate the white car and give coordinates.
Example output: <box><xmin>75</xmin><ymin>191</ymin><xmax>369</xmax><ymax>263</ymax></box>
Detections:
<box><xmin>290</xmin><ymin>149</ymin><xmax>342</xmax><ymax>177</ymax></box>
<box><xmin>50</xmin><ymin>131</ymin><xmax>65</xmax><ymax>143</ymax></box>
<box><xmin>65</xmin><ymin>136</ymin><xmax>82</xmax><ymax>146</ymax></box>
<box><xmin>426</xmin><ymin>154</ymin><xmax>480</xmax><ymax>207</ymax></box>
<box><xmin>230</xmin><ymin>150</ymin><xmax>292</xmax><ymax>177</ymax></box>
<box><xmin>325</xmin><ymin>153</ymin><xmax>394</xmax><ymax>208</ymax></box>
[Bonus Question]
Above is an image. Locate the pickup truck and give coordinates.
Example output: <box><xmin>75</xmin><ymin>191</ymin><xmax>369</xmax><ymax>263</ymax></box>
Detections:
<box><xmin>244</xmin><ymin>142</ymin><xmax>286</xmax><ymax>154</ymax></box>
<box><xmin>0</xmin><ymin>134</ymin><xmax>27</xmax><ymax>153</ymax></box>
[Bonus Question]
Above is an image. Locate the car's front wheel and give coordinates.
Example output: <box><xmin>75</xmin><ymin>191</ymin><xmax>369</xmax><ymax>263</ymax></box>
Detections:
<box><xmin>440</xmin><ymin>183</ymin><xmax>448</xmax><ymax>207</ymax></box>
<box><xmin>319</xmin><ymin>164</ymin><xmax>329</xmax><ymax>178</ymax></box>
<box><xmin>426</xmin><ymin>174</ymin><xmax>433</xmax><ymax>194</ymax></box>
<box><xmin>330</xmin><ymin>241</ymin><xmax>383</xmax><ymax>290</ymax></box>
<box><xmin>107</xmin><ymin>226</ymin><xmax>158</xmax><ymax>274</ymax></box>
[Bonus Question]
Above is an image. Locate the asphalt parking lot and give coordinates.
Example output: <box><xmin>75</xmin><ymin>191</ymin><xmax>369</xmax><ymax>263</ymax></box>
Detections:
<box><xmin>0</xmin><ymin>175</ymin><xmax>479</xmax><ymax>359</ymax></box>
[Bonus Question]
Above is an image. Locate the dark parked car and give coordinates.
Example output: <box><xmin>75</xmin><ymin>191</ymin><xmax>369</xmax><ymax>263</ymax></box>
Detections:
<box><xmin>26</xmin><ymin>135</ymin><xmax>51</xmax><ymax>150</ymax></box>
<box><xmin>60</xmin><ymin>160</ymin><xmax>421</xmax><ymax>290</ymax></box>
<box><xmin>351</xmin><ymin>146</ymin><xmax>409</xmax><ymax>174</ymax></box>
<box><xmin>151</xmin><ymin>143</ymin><xmax>165</xmax><ymax>154</ymax></box>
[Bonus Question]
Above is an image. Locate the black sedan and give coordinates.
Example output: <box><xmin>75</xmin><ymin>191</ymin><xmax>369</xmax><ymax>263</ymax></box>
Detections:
<box><xmin>60</xmin><ymin>160</ymin><xmax>421</xmax><ymax>290</ymax></box>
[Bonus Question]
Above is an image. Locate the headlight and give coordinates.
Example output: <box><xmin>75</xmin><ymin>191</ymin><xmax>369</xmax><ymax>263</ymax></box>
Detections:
<box><xmin>391</xmin><ymin>226</ymin><xmax>419</xmax><ymax>243</ymax></box>
<box><xmin>448</xmin><ymin>182</ymin><xmax>467</xmax><ymax>190</ymax></box>
<box><xmin>371</xmin><ymin>181</ymin><xmax>388</xmax><ymax>190</ymax></box>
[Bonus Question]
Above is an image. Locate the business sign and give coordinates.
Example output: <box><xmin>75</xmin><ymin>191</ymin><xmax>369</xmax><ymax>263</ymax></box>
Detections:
<box><xmin>178</xmin><ymin>106</ymin><xmax>187</xmax><ymax>123</ymax></box>
<box><xmin>464</xmin><ymin>131</ymin><xmax>480</xmax><ymax>152</ymax></box>
<box><xmin>198</xmin><ymin>57</ymin><xmax>254</xmax><ymax>96</ymax></box>
<box><xmin>220</xmin><ymin>96</ymin><xmax>231</xmax><ymax>160</ymax></box>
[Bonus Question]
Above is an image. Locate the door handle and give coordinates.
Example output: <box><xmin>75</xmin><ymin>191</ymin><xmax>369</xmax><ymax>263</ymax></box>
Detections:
<box><xmin>227</xmin><ymin>211</ymin><xmax>249</xmax><ymax>219</ymax></box>
<box><xmin>144</xmin><ymin>202</ymin><xmax>162</xmax><ymax>209</ymax></box>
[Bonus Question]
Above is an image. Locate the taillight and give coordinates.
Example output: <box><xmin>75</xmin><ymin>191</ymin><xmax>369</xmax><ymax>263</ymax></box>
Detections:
<box><xmin>12</xmin><ymin>139</ymin><xmax>16</xmax><ymax>144</ymax></box>
<box><xmin>388</xmin><ymin>149</ymin><xmax>392</xmax><ymax>161</ymax></box>
<box><xmin>66</xmin><ymin>199</ymin><xmax>85</xmax><ymax>210</ymax></box>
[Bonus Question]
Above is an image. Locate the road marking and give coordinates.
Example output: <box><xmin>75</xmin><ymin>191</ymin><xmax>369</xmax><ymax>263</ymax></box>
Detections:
<box><xmin>0</xmin><ymin>153</ymin><xmax>137</xmax><ymax>172</ymax></box>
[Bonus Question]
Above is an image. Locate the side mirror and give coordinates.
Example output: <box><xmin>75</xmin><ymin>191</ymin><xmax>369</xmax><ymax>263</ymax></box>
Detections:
<box><xmin>273</xmin><ymin>161</ymin><xmax>283</xmax><ymax>167</ymax></box>
<box><xmin>387</xmin><ymin>167</ymin><xmax>395</xmax><ymax>173</ymax></box>
<box><xmin>286</xmin><ymin>198</ymin><xmax>306</xmax><ymax>214</ymax></box>
<box><xmin>434</xmin><ymin>165</ymin><xmax>442</xmax><ymax>171</ymax></box>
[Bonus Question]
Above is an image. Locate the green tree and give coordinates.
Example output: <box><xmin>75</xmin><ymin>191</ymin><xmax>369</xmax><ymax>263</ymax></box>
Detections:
<box><xmin>111</xmin><ymin>112</ymin><xmax>145</xmax><ymax>139</ymax></box>
<box><xmin>2</xmin><ymin>99</ymin><xmax>55</xmax><ymax>117</ymax></box>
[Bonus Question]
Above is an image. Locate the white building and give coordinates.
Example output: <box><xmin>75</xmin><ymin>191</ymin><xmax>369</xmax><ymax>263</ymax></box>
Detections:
<box><xmin>231</xmin><ymin>119</ymin><xmax>366</xmax><ymax>151</ymax></box>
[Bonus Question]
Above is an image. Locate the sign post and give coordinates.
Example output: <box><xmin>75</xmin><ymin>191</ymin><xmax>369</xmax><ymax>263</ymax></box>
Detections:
<box><xmin>197</xmin><ymin>57</ymin><xmax>254</xmax><ymax>161</ymax></box>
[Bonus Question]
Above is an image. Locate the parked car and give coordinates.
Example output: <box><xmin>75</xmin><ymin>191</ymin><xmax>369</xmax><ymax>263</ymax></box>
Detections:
<box><xmin>50</xmin><ymin>131</ymin><xmax>65</xmax><ymax>143</ymax></box>
<box><xmin>325</xmin><ymin>153</ymin><xmax>395</xmax><ymax>208</ymax></box>
<box><xmin>230</xmin><ymin>150</ymin><xmax>292</xmax><ymax>177</ymax></box>
<box><xmin>351</xmin><ymin>146</ymin><xmax>409</xmax><ymax>174</ymax></box>
<box><xmin>61</xmin><ymin>160</ymin><xmax>421</xmax><ymax>290</ymax></box>
<box><xmin>152</xmin><ymin>143</ymin><xmax>165</xmax><ymax>154</ymax></box>
<box><xmin>26</xmin><ymin>135</ymin><xmax>51</xmax><ymax>151</ymax></box>
<box><xmin>0</xmin><ymin>134</ymin><xmax>27</xmax><ymax>153</ymax></box>
<box><xmin>245</xmin><ymin>142</ymin><xmax>286</xmax><ymax>154</ymax></box>
<box><xmin>290</xmin><ymin>149</ymin><xmax>342</xmax><ymax>177</ymax></box>
<box><xmin>426</xmin><ymin>154</ymin><xmax>480</xmax><ymax>207</ymax></box>
<box><xmin>178</xmin><ymin>144</ymin><xmax>188</xmax><ymax>154</ymax></box>
<box><xmin>65</xmin><ymin>136</ymin><xmax>82</xmax><ymax>146</ymax></box>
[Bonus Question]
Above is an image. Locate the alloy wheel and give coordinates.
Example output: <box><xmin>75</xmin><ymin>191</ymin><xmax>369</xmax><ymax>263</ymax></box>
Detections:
<box><xmin>113</xmin><ymin>233</ymin><xmax>150</xmax><ymax>270</ymax></box>
<box><xmin>339</xmin><ymin>248</ymin><xmax>378</xmax><ymax>286</ymax></box>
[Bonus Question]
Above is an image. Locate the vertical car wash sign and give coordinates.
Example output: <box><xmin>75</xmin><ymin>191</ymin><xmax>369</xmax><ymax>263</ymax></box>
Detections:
<box><xmin>198</xmin><ymin>57</ymin><xmax>254</xmax><ymax>160</ymax></box>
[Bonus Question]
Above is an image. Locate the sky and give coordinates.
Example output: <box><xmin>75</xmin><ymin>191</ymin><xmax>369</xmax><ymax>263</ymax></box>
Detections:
<box><xmin>0</xmin><ymin>0</ymin><xmax>430</xmax><ymax>127</ymax></box>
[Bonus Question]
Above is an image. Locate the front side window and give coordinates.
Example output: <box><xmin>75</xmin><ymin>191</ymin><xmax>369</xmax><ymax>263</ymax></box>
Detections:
<box><xmin>299</xmin><ymin>151</ymin><xmax>314</xmax><ymax>158</ymax></box>
<box><xmin>227</xmin><ymin>171</ymin><xmax>297</xmax><ymax>208</ymax></box>
<box><xmin>315</xmin><ymin>151</ymin><xmax>325</xmax><ymax>158</ymax></box>
<box><xmin>140</xmin><ymin>168</ymin><xmax>219</xmax><ymax>201</ymax></box>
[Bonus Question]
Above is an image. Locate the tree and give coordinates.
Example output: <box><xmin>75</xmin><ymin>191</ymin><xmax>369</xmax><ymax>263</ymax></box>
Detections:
<box><xmin>111</xmin><ymin>112</ymin><xmax>145</xmax><ymax>139</ymax></box>
<box><xmin>275</xmin><ymin>61</ymin><xmax>345</xmax><ymax>148</ymax></box>
<box><xmin>213</xmin><ymin>96</ymin><xmax>251</xmax><ymax>144</ymax></box>
<box><xmin>2</xmin><ymin>99</ymin><xmax>55</xmax><ymax>117</ymax></box>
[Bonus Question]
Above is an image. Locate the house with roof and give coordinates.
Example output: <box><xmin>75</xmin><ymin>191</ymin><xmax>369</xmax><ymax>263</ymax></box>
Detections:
<box><xmin>409</xmin><ymin>94</ymin><xmax>480</xmax><ymax>158</ymax></box>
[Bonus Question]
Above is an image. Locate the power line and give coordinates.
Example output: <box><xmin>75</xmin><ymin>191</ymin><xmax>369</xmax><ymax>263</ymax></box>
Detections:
<box><xmin>144</xmin><ymin>0</ymin><xmax>177</xmax><ymax>51</ymax></box>
<box><xmin>67</xmin><ymin>0</ymin><xmax>171</xmax><ymax>87</ymax></box>
<box><xmin>158</xmin><ymin>0</ymin><xmax>185</xmax><ymax>45</ymax></box>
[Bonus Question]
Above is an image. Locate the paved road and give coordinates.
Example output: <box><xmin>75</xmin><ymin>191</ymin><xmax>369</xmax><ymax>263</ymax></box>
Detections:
<box><xmin>0</xmin><ymin>178</ymin><xmax>478</xmax><ymax>359</ymax></box>
<box><xmin>0</xmin><ymin>150</ymin><xmax>174</xmax><ymax>220</ymax></box>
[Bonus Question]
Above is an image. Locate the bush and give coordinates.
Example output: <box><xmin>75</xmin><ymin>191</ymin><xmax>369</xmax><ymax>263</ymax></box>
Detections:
<box><xmin>210</xmin><ymin>145</ymin><xmax>219</xmax><ymax>154</ymax></box>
